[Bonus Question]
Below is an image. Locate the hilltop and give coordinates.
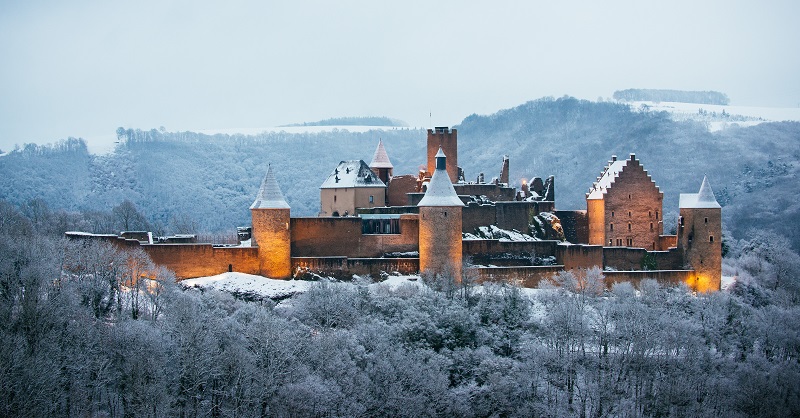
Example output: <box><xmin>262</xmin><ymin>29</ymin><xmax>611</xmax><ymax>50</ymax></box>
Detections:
<box><xmin>1</xmin><ymin>97</ymin><xmax>798</xmax><ymax>250</ymax></box>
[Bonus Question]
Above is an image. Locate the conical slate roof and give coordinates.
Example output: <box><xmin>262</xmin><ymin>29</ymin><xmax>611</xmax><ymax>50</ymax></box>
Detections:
<box><xmin>250</xmin><ymin>165</ymin><xmax>290</xmax><ymax>209</ymax></box>
<box><xmin>418</xmin><ymin>148</ymin><xmax>464</xmax><ymax>207</ymax></box>
<box><xmin>370</xmin><ymin>139</ymin><xmax>393</xmax><ymax>169</ymax></box>
<box><xmin>679</xmin><ymin>176</ymin><xmax>721</xmax><ymax>209</ymax></box>
<box><xmin>697</xmin><ymin>176</ymin><xmax>718</xmax><ymax>204</ymax></box>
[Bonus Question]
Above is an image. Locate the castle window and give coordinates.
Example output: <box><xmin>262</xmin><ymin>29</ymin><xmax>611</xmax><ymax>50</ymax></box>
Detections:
<box><xmin>610</xmin><ymin>223</ymin><xmax>614</xmax><ymax>231</ymax></box>
<box><xmin>710</xmin><ymin>235</ymin><xmax>714</xmax><ymax>243</ymax></box>
<box><xmin>680</xmin><ymin>216</ymin><xmax>684</xmax><ymax>226</ymax></box>
<box><xmin>650</xmin><ymin>222</ymin><xmax>653</xmax><ymax>231</ymax></box>
<box><xmin>704</xmin><ymin>217</ymin><xmax>708</xmax><ymax>224</ymax></box>
<box><xmin>611</xmin><ymin>211</ymin><xmax>614</xmax><ymax>218</ymax></box>
<box><xmin>649</xmin><ymin>211</ymin><xmax>652</xmax><ymax>218</ymax></box>
<box><xmin>334</xmin><ymin>195</ymin><xmax>337</xmax><ymax>203</ymax></box>
<box><xmin>361</xmin><ymin>214</ymin><xmax>401</xmax><ymax>234</ymax></box>
<box><xmin>626</xmin><ymin>238</ymin><xmax>633</xmax><ymax>247</ymax></box>
<box><xmin>617</xmin><ymin>239</ymin><xmax>623</xmax><ymax>246</ymax></box>
<box><xmin>369</xmin><ymin>195</ymin><xmax>374</xmax><ymax>203</ymax></box>
<box><xmin>628</xmin><ymin>223</ymin><xmax>631</xmax><ymax>231</ymax></box>
<box><xmin>628</xmin><ymin>194</ymin><xmax>631</xmax><ymax>199</ymax></box>
<box><xmin>656</xmin><ymin>210</ymin><xmax>659</xmax><ymax>219</ymax></box>
<box><xmin>609</xmin><ymin>239</ymin><xmax>613</xmax><ymax>245</ymax></box>
<box><xmin>628</xmin><ymin>211</ymin><xmax>631</xmax><ymax>217</ymax></box>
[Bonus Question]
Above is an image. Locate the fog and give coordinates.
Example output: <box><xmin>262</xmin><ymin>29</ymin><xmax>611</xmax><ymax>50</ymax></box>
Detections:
<box><xmin>1</xmin><ymin>0</ymin><xmax>798</xmax><ymax>151</ymax></box>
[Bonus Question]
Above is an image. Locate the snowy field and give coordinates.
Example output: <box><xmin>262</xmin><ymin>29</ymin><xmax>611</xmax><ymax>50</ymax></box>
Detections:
<box><xmin>630</xmin><ymin>101</ymin><xmax>800</xmax><ymax>131</ymax></box>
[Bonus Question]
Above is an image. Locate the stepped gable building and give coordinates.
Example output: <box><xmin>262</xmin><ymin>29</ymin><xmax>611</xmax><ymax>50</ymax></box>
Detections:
<box><xmin>319</xmin><ymin>160</ymin><xmax>386</xmax><ymax>217</ymax></box>
<box><xmin>587</xmin><ymin>154</ymin><xmax>665</xmax><ymax>250</ymax></box>
<box><xmin>67</xmin><ymin>125</ymin><xmax>723</xmax><ymax>292</ymax></box>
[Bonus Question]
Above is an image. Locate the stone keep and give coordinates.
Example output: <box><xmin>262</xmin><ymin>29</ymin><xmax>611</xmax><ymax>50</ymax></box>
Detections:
<box><xmin>679</xmin><ymin>176</ymin><xmax>722</xmax><ymax>292</ymax></box>
<box><xmin>418</xmin><ymin>148</ymin><xmax>465</xmax><ymax>281</ymax></box>
<box><xmin>427</xmin><ymin>127</ymin><xmax>458</xmax><ymax>183</ymax></box>
<box><xmin>250</xmin><ymin>166</ymin><xmax>292</xmax><ymax>279</ymax></box>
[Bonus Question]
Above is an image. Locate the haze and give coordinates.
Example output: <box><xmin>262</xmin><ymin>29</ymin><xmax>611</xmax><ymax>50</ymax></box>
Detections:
<box><xmin>1</xmin><ymin>0</ymin><xmax>798</xmax><ymax>152</ymax></box>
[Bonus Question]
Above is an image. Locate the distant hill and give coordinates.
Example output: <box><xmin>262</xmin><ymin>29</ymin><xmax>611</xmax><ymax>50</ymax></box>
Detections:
<box><xmin>613</xmin><ymin>89</ymin><xmax>730</xmax><ymax>105</ymax></box>
<box><xmin>1</xmin><ymin>97</ymin><xmax>797</xmax><ymax>251</ymax></box>
<box><xmin>282</xmin><ymin>116</ymin><xmax>407</xmax><ymax>127</ymax></box>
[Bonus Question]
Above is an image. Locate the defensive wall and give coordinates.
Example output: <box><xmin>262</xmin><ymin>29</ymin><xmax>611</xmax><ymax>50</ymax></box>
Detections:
<box><xmin>555</xmin><ymin>210</ymin><xmax>589</xmax><ymax>244</ymax></box>
<box><xmin>603</xmin><ymin>246</ymin><xmax>683</xmax><ymax>271</ymax></box>
<box><xmin>143</xmin><ymin>244</ymin><xmax>260</xmax><ymax>279</ymax></box>
<box><xmin>292</xmin><ymin>257</ymin><xmax>419</xmax><ymax>279</ymax></box>
<box><xmin>290</xmin><ymin>215</ymin><xmax>419</xmax><ymax>257</ymax></box>
<box><xmin>473</xmin><ymin>266</ymin><xmax>564</xmax><ymax>288</ymax></box>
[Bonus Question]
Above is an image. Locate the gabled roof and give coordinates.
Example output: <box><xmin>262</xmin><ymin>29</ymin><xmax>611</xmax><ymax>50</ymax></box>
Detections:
<box><xmin>251</xmin><ymin>165</ymin><xmax>290</xmax><ymax>209</ymax></box>
<box><xmin>680</xmin><ymin>176</ymin><xmax>721</xmax><ymax>209</ymax></box>
<box><xmin>586</xmin><ymin>154</ymin><xmax>660</xmax><ymax>200</ymax></box>
<box><xmin>418</xmin><ymin>148</ymin><xmax>464</xmax><ymax>207</ymax></box>
<box><xmin>320</xmin><ymin>160</ymin><xmax>386</xmax><ymax>189</ymax></box>
<box><xmin>370</xmin><ymin>139</ymin><xmax>393</xmax><ymax>169</ymax></box>
<box><xmin>587</xmin><ymin>159</ymin><xmax>628</xmax><ymax>200</ymax></box>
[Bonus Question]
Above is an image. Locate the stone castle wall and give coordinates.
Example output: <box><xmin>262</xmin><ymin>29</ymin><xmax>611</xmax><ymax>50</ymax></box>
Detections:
<box><xmin>143</xmin><ymin>244</ymin><xmax>260</xmax><ymax>279</ymax></box>
<box><xmin>555</xmin><ymin>210</ymin><xmax>589</xmax><ymax>244</ymax></box>
<box><xmin>291</xmin><ymin>215</ymin><xmax>419</xmax><ymax>258</ymax></box>
<box><xmin>555</xmin><ymin>244</ymin><xmax>604</xmax><ymax>270</ymax></box>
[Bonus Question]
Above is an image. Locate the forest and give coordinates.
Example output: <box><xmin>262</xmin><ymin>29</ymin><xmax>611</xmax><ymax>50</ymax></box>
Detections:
<box><xmin>2</xmin><ymin>197</ymin><xmax>800</xmax><ymax>417</ymax></box>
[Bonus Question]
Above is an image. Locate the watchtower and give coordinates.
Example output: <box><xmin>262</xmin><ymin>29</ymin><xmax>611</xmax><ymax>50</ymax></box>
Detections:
<box><xmin>678</xmin><ymin>176</ymin><xmax>722</xmax><ymax>292</ymax></box>
<box><xmin>250</xmin><ymin>165</ymin><xmax>292</xmax><ymax>279</ymax></box>
<box><xmin>418</xmin><ymin>148</ymin><xmax>465</xmax><ymax>281</ymax></box>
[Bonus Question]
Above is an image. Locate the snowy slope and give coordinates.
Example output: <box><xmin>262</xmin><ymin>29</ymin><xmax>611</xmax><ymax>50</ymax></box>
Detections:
<box><xmin>631</xmin><ymin>101</ymin><xmax>800</xmax><ymax>132</ymax></box>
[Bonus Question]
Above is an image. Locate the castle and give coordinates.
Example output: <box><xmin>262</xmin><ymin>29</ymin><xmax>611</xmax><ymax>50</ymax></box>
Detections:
<box><xmin>68</xmin><ymin>127</ymin><xmax>722</xmax><ymax>292</ymax></box>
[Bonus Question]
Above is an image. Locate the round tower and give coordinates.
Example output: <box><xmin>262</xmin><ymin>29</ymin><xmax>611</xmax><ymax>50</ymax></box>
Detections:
<box><xmin>250</xmin><ymin>165</ymin><xmax>292</xmax><ymax>279</ymax></box>
<box><xmin>678</xmin><ymin>176</ymin><xmax>722</xmax><ymax>292</ymax></box>
<box><xmin>418</xmin><ymin>148</ymin><xmax>464</xmax><ymax>281</ymax></box>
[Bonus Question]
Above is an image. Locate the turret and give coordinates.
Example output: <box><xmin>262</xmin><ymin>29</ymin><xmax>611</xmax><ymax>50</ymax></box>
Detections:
<box><xmin>369</xmin><ymin>139</ymin><xmax>394</xmax><ymax>185</ymax></box>
<box><xmin>250</xmin><ymin>165</ymin><xmax>292</xmax><ymax>279</ymax></box>
<box><xmin>418</xmin><ymin>148</ymin><xmax>465</xmax><ymax>281</ymax></box>
<box><xmin>678</xmin><ymin>176</ymin><xmax>722</xmax><ymax>292</ymax></box>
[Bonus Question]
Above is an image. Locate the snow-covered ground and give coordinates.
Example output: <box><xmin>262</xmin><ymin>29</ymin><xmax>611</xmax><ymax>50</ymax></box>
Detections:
<box><xmin>630</xmin><ymin>101</ymin><xmax>800</xmax><ymax>132</ymax></box>
<box><xmin>182</xmin><ymin>272</ymin><xmax>315</xmax><ymax>299</ymax></box>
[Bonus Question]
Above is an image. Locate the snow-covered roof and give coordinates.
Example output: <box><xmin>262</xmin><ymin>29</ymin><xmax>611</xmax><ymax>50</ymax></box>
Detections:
<box><xmin>369</xmin><ymin>139</ymin><xmax>393</xmax><ymax>169</ymax></box>
<box><xmin>418</xmin><ymin>149</ymin><xmax>464</xmax><ymax>207</ymax></box>
<box><xmin>587</xmin><ymin>159</ymin><xmax>628</xmax><ymax>200</ymax></box>
<box><xmin>320</xmin><ymin>160</ymin><xmax>386</xmax><ymax>189</ymax></box>
<box><xmin>680</xmin><ymin>176</ymin><xmax>721</xmax><ymax>208</ymax></box>
<box><xmin>250</xmin><ymin>165</ymin><xmax>290</xmax><ymax>209</ymax></box>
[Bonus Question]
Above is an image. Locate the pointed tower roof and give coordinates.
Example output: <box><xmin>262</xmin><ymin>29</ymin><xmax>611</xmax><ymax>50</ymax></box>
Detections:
<box><xmin>679</xmin><ymin>176</ymin><xmax>721</xmax><ymax>209</ymax></box>
<box><xmin>418</xmin><ymin>148</ymin><xmax>464</xmax><ymax>207</ymax></box>
<box><xmin>370</xmin><ymin>139</ymin><xmax>393</xmax><ymax>169</ymax></box>
<box><xmin>250</xmin><ymin>165</ymin><xmax>290</xmax><ymax>209</ymax></box>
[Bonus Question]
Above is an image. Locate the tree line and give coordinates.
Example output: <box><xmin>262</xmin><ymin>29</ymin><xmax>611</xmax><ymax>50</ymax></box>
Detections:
<box><xmin>612</xmin><ymin>89</ymin><xmax>730</xmax><ymax>105</ymax></box>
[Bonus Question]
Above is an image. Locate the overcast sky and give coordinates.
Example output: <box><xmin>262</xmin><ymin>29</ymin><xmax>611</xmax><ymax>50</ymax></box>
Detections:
<box><xmin>1</xmin><ymin>0</ymin><xmax>798</xmax><ymax>151</ymax></box>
